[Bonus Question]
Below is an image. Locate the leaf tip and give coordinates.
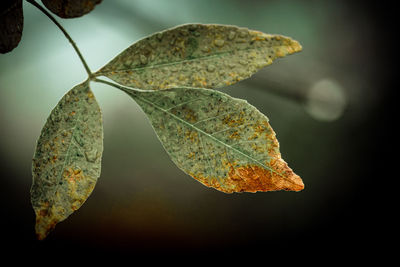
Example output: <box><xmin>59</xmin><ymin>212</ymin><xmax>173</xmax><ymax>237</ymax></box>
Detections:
<box><xmin>224</xmin><ymin>160</ymin><xmax>304</xmax><ymax>193</ymax></box>
<box><xmin>286</xmin><ymin>172</ymin><xmax>304</xmax><ymax>192</ymax></box>
<box><xmin>36</xmin><ymin>230</ymin><xmax>48</xmax><ymax>241</ymax></box>
<box><xmin>289</xmin><ymin>39</ymin><xmax>302</xmax><ymax>54</ymax></box>
<box><xmin>34</xmin><ymin>213</ymin><xmax>57</xmax><ymax>240</ymax></box>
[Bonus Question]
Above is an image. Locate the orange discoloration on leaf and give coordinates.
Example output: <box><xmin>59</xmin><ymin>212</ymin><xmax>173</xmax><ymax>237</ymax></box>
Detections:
<box><xmin>289</xmin><ymin>40</ymin><xmax>302</xmax><ymax>53</ymax></box>
<box><xmin>66</xmin><ymin>173</ymin><xmax>96</xmax><ymax>212</ymax></box>
<box><xmin>224</xmin><ymin>80</ymin><xmax>233</xmax><ymax>86</ymax></box>
<box><xmin>286</xmin><ymin>46</ymin><xmax>294</xmax><ymax>54</ymax></box>
<box><xmin>183</xmin><ymin>108</ymin><xmax>198</xmax><ymax>123</ymax></box>
<box><xmin>71</xmin><ymin>199</ymin><xmax>85</xmax><ymax>211</ymax></box>
<box><xmin>264</xmin><ymin>131</ymin><xmax>280</xmax><ymax>158</ymax></box>
<box><xmin>87</xmin><ymin>91</ymin><xmax>94</xmax><ymax>99</ymax></box>
<box><xmin>35</xmin><ymin>217</ymin><xmax>57</xmax><ymax>240</ymax></box>
<box><xmin>50</xmin><ymin>155</ymin><xmax>58</xmax><ymax>163</ymax></box>
<box><xmin>275</xmin><ymin>48</ymin><xmax>286</xmax><ymax>58</ymax></box>
<box><xmin>254</xmin><ymin>124</ymin><xmax>266</xmax><ymax>134</ymax></box>
<box><xmin>184</xmin><ymin>130</ymin><xmax>199</xmax><ymax>143</ymax></box>
<box><xmin>228</xmin><ymin>72</ymin><xmax>239</xmax><ymax>81</ymax></box>
<box><xmin>192</xmin><ymin>75</ymin><xmax>208</xmax><ymax>87</ymax></box>
<box><xmin>223</xmin><ymin>113</ymin><xmax>245</xmax><ymax>127</ymax></box>
<box><xmin>229</xmin><ymin>131</ymin><xmax>240</xmax><ymax>140</ymax></box>
<box><xmin>189</xmin><ymin>157</ymin><xmax>303</xmax><ymax>194</ymax></box>
<box><xmin>37</xmin><ymin>201</ymin><xmax>50</xmax><ymax>217</ymax></box>
<box><xmin>248</xmin><ymin>133</ymin><xmax>258</xmax><ymax>140</ymax></box>
<box><xmin>225</xmin><ymin>158</ymin><xmax>303</xmax><ymax>193</ymax></box>
<box><xmin>35</xmin><ymin>201</ymin><xmax>65</xmax><ymax>240</ymax></box>
<box><xmin>251</xmin><ymin>143</ymin><xmax>265</xmax><ymax>153</ymax></box>
<box><xmin>64</xmin><ymin>168</ymin><xmax>84</xmax><ymax>183</ymax></box>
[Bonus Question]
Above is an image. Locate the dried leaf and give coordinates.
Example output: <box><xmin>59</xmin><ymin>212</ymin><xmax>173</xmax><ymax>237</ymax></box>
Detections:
<box><xmin>41</xmin><ymin>0</ymin><xmax>102</xmax><ymax>18</ymax></box>
<box><xmin>0</xmin><ymin>0</ymin><xmax>23</xmax><ymax>54</ymax></box>
<box><xmin>30</xmin><ymin>81</ymin><xmax>103</xmax><ymax>240</ymax></box>
<box><xmin>95</xmin><ymin>24</ymin><xmax>302</xmax><ymax>90</ymax></box>
<box><xmin>123</xmin><ymin>86</ymin><xmax>304</xmax><ymax>193</ymax></box>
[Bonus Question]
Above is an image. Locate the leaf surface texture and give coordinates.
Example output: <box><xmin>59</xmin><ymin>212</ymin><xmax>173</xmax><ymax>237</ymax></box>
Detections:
<box><xmin>123</xmin><ymin>86</ymin><xmax>304</xmax><ymax>193</ymax></box>
<box><xmin>95</xmin><ymin>24</ymin><xmax>302</xmax><ymax>90</ymax></box>
<box><xmin>31</xmin><ymin>81</ymin><xmax>103</xmax><ymax>240</ymax></box>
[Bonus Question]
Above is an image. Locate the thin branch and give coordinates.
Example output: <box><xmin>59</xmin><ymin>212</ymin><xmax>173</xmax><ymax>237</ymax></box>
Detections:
<box><xmin>93</xmin><ymin>77</ymin><xmax>146</xmax><ymax>93</ymax></box>
<box><xmin>26</xmin><ymin>0</ymin><xmax>93</xmax><ymax>78</ymax></box>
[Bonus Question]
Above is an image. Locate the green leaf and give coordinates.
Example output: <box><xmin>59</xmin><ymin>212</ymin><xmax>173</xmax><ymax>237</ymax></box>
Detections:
<box><xmin>30</xmin><ymin>81</ymin><xmax>103</xmax><ymax>240</ymax></box>
<box><xmin>95</xmin><ymin>24</ymin><xmax>302</xmax><ymax>90</ymax></box>
<box><xmin>0</xmin><ymin>0</ymin><xmax>23</xmax><ymax>54</ymax></box>
<box><xmin>41</xmin><ymin>0</ymin><xmax>102</xmax><ymax>19</ymax></box>
<box><xmin>123</xmin><ymin>86</ymin><xmax>304</xmax><ymax>193</ymax></box>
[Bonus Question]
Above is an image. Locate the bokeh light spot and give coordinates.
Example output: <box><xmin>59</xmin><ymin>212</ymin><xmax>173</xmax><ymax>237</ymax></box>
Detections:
<box><xmin>305</xmin><ymin>78</ymin><xmax>347</xmax><ymax>121</ymax></box>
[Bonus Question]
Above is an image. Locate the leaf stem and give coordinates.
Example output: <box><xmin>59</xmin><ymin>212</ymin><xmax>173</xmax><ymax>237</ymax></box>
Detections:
<box><xmin>26</xmin><ymin>0</ymin><xmax>93</xmax><ymax>79</ymax></box>
<box><xmin>93</xmin><ymin>78</ymin><xmax>146</xmax><ymax>93</ymax></box>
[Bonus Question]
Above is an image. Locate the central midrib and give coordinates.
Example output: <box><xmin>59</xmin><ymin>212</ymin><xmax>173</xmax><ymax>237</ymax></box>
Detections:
<box><xmin>95</xmin><ymin>44</ymin><xmax>288</xmax><ymax>75</ymax></box>
<box><xmin>133</xmin><ymin>93</ymin><xmax>282</xmax><ymax>177</ymax></box>
<box><xmin>52</xmin><ymin>112</ymin><xmax>80</xmax><ymax>199</ymax></box>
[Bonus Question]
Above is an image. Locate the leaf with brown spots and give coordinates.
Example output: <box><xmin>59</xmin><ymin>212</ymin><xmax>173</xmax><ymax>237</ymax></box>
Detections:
<box><xmin>30</xmin><ymin>81</ymin><xmax>103</xmax><ymax>240</ymax></box>
<box><xmin>95</xmin><ymin>24</ymin><xmax>302</xmax><ymax>90</ymax></box>
<box><xmin>122</xmin><ymin>86</ymin><xmax>304</xmax><ymax>193</ymax></box>
<box><xmin>41</xmin><ymin>0</ymin><xmax>102</xmax><ymax>18</ymax></box>
<box><xmin>0</xmin><ymin>0</ymin><xmax>23</xmax><ymax>54</ymax></box>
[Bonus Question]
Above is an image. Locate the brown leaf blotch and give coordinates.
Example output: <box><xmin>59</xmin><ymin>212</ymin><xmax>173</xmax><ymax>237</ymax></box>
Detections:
<box><xmin>191</xmin><ymin>158</ymin><xmax>303</xmax><ymax>193</ymax></box>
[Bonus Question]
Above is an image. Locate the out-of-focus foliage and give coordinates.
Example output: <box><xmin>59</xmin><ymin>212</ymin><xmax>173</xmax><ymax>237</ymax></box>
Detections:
<box><xmin>41</xmin><ymin>0</ymin><xmax>102</xmax><ymax>19</ymax></box>
<box><xmin>0</xmin><ymin>0</ymin><xmax>101</xmax><ymax>53</ymax></box>
<box><xmin>0</xmin><ymin>0</ymin><xmax>23</xmax><ymax>53</ymax></box>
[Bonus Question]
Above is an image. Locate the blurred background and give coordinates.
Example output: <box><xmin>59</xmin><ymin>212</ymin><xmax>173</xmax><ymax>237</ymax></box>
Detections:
<box><xmin>0</xmin><ymin>0</ymin><xmax>394</xmax><ymax>259</ymax></box>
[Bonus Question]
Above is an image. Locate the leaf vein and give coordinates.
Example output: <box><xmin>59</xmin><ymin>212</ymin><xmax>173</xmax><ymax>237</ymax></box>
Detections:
<box><xmin>133</xmin><ymin>94</ymin><xmax>278</xmax><ymax>175</ymax></box>
<box><xmin>96</xmin><ymin>45</ymin><xmax>288</xmax><ymax>75</ymax></box>
<box><xmin>164</xmin><ymin>97</ymin><xmax>208</xmax><ymax>111</ymax></box>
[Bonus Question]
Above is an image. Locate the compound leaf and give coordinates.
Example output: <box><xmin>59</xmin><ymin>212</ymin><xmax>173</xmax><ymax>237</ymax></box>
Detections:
<box><xmin>0</xmin><ymin>0</ymin><xmax>23</xmax><ymax>54</ymax></box>
<box><xmin>31</xmin><ymin>81</ymin><xmax>103</xmax><ymax>240</ymax></box>
<box><xmin>41</xmin><ymin>0</ymin><xmax>102</xmax><ymax>19</ymax></box>
<box><xmin>95</xmin><ymin>24</ymin><xmax>302</xmax><ymax>90</ymax></box>
<box><xmin>123</xmin><ymin>86</ymin><xmax>304</xmax><ymax>193</ymax></box>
